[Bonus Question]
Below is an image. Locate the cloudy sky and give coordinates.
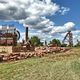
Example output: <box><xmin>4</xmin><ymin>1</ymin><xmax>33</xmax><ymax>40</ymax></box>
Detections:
<box><xmin>0</xmin><ymin>0</ymin><xmax>80</xmax><ymax>44</ymax></box>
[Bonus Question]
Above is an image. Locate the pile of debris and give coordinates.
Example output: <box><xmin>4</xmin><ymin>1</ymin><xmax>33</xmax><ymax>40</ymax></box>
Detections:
<box><xmin>0</xmin><ymin>47</ymin><xmax>70</xmax><ymax>62</ymax></box>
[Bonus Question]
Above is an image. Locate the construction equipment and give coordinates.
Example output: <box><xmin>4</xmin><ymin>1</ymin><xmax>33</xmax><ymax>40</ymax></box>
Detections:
<box><xmin>62</xmin><ymin>31</ymin><xmax>73</xmax><ymax>47</ymax></box>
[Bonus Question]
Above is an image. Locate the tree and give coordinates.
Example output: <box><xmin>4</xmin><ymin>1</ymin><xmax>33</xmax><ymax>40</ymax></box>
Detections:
<box><xmin>74</xmin><ymin>40</ymin><xmax>80</xmax><ymax>47</ymax></box>
<box><xmin>30</xmin><ymin>36</ymin><xmax>43</xmax><ymax>46</ymax></box>
<box><xmin>61</xmin><ymin>43</ymin><xmax>67</xmax><ymax>47</ymax></box>
<box><xmin>74</xmin><ymin>43</ymin><xmax>80</xmax><ymax>47</ymax></box>
<box><xmin>49</xmin><ymin>39</ymin><xmax>61</xmax><ymax>47</ymax></box>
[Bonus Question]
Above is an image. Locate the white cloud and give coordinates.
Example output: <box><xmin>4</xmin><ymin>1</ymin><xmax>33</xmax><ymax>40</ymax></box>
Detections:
<box><xmin>44</xmin><ymin>0</ymin><xmax>51</xmax><ymax>4</ymax></box>
<box><xmin>64</xmin><ymin>22</ymin><xmax>75</xmax><ymax>29</ymax></box>
<box><xmin>0</xmin><ymin>0</ymin><xmax>59</xmax><ymax>20</ymax></box>
<box><xmin>0</xmin><ymin>25</ymin><xmax>2</xmax><ymax>29</ymax></box>
<box><xmin>0</xmin><ymin>0</ymin><xmax>77</xmax><ymax>44</ymax></box>
<box><xmin>51</xmin><ymin>22</ymin><xmax>75</xmax><ymax>34</ymax></box>
<box><xmin>20</xmin><ymin>32</ymin><xmax>25</xmax><ymax>41</ymax></box>
<box><xmin>59</xmin><ymin>7</ymin><xmax>70</xmax><ymax>15</ymax></box>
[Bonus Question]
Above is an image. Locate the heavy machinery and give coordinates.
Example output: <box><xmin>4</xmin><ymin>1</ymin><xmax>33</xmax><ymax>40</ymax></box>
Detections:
<box><xmin>62</xmin><ymin>31</ymin><xmax>73</xmax><ymax>47</ymax></box>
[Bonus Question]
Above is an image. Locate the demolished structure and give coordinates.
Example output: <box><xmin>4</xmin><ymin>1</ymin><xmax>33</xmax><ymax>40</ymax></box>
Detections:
<box><xmin>0</xmin><ymin>26</ymin><xmax>71</xmax><ymax>62</ymax></box>
<box><xmin>0</xmin><ymin>26</ymin><xmax>20</xmax><ymax>46</ymax></box>
<box><xmin>62</xmin><ymin>31</ymin><xmax>73</xmax><ymax>47</ymax></box>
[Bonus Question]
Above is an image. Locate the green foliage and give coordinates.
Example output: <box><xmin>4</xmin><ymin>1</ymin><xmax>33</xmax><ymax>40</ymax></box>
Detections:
<box><xmin>30</xmin><ymin>36</ymin><xmax>43</xmax><ymax>46</ymax></box>
<box><xmin>74</xmin><ymin>44</ymin><xmax>80</xmax><ymax>47</ymax></box>
<box><xmin>61</xmin><ymin>44</ymin><xmax>67</xmax><ymax>47</ymax></box>
<box><xmin>49</xmin><ymin>39</ymin><xmax>61</xmax><ymax>46</ymax></box>
<box><xmin>1</xmin><ymin>48</ymin><xmax>80</xmax><ymax>80</ymax></box>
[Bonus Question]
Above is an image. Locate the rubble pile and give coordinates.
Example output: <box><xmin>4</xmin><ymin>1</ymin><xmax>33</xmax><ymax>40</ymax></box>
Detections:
<box><xmin>0</xmin><ymin>47</ymin><xmax>70</xmax><ymax>62</ymax></box>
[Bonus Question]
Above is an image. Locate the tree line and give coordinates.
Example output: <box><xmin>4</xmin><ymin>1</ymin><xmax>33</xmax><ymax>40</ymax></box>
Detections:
<box><xmin>27</xmin><ymin>36</ymin><xmax>80</xmax><ymax>47</ymax></box>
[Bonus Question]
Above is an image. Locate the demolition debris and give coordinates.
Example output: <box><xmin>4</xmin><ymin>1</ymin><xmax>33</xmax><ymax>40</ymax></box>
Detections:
<box><xmin>0</xmin><ymin>25</ymin><xmax>71</xmax><ymax>62</ymax></box>
<box><xmin>0</xmin><ymin>46</ymin><xmax>70</xmax><ymax>62</ymax></box>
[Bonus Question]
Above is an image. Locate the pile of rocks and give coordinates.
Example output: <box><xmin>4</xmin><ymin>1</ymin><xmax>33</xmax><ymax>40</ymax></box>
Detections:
<box><xmin>0</xmin><ymin>47</ymin><xmax>70</xmax><ymax>62</ymax></box>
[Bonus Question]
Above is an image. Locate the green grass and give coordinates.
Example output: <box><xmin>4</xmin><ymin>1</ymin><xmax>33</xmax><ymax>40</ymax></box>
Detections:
<box><xmin>0</xmin><ymin>48</ymin><xmax>80</xmax><ymax>80</ymax></box>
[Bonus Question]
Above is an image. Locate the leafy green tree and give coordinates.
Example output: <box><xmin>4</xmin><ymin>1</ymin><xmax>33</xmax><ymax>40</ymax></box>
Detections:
<box><xmin>49</xmin><ymin>39</ymin><xmax>61</xmax><ymax>46</ymax></box>
<box><xmin>74</xmin><ymin>44</ymin><xmax>80</xmax><ymax>47</ymax></box>
<box><xmin>30</xmin><ymin>36</ymin><xmax>43</xmax><ymax>46</ymax></box>
<box><xmin>61</xmin><ymin>43</ymin><xmax>67</xmax><ymax>47</ymax></box>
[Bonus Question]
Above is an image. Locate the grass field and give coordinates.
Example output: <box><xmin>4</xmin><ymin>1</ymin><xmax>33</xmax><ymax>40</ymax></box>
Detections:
<box><xmin>0</xmin><ymin>48</ymin><xmax>80</xmax><ymax>80</ymax></box>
